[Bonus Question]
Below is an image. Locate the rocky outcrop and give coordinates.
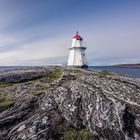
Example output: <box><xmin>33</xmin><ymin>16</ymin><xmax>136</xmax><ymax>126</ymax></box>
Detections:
<box><xmin>0</xmin><ymin>67</ymin><xmax>140</xmax><ymax>140</ymax></box>
<box><xmin>0</xmin><ymin>66</ymin><xmax>52</xmax><ymax>83</ymax></box>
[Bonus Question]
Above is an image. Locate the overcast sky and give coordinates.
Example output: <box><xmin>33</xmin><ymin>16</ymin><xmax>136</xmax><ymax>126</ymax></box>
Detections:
<box><xmin>0</xmin><ymin>0</ymin><xmax>140</xmax><ymax>66</ymax></box>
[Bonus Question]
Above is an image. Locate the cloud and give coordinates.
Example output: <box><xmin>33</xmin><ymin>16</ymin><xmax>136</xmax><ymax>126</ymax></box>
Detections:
<box><xmin>0</xmin><ymin>36</ymin><xmax>69</xmax><ymax>65</ymax></box>
<box><xmin>0</xmin><ymin>34</ymin><xmax>21</xmax><ymax>47</ymax></box>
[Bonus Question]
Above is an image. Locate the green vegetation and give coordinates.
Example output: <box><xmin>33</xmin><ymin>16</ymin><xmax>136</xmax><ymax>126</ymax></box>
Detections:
<box><xmin>0</xmin><ymin>97</ymin><xmax>14</xmax><ymax>108</ymax></box>
<box><xmin>40</xmin><ymin>68</ymin><xmax>62</xmax><ymax>83</ymax></box>
<box><xmin>50</xmin><ymin>68</ymin><xmax>62</xmax><ymax>81</ymax></box>
<box><xmin>99</xmin><ymin>70</ymin><xmax>111</xmax><ymax>76</ymax></box>
<box><xmin>0</xmin><ymin>83</ymin><xmax>13</xmax><ymax>88</ymax></box>
<box><xmin>62</xmin><ymin>129</ymin><xmax>97</xmax><ymax>140</ymax></box>
<box><xmin>30</xmin><ymin>90</ymin><xmax>46</xmax><ymax>96</ymax></box>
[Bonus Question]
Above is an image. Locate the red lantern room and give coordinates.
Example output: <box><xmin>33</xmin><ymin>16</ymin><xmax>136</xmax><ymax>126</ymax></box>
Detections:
<box><xmin>72</xmin><ymin>31</ymin><xmax>83</xmax><ymax>40</ymax></box>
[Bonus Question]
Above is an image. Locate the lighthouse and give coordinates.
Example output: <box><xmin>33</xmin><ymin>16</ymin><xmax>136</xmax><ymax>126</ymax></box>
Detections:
<box><xmin>67</xmin><ymin>32</ymin><xmax>88</xmax><ymax>68</ymax></box>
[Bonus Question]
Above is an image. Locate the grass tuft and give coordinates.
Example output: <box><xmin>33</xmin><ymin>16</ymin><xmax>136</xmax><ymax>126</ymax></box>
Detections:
<box><xmin>62</xmin><ymin>129</ymin><xmax>97</xmax><ymax>140</ymax></box>
<box><xmin>99</xmin><ymin>70</ymin><xmax>111</xmax><ymax>76</ymax></box>
<box><xmin>30</xmin><ymin>90</ymin><xmax>45</xmax><ymax>96</ymax></box>
<box><xmin>0</xmin><ymin>83</ymin><xmax>13</xmax><ymax>88</ymax></box>
<box><xmin>50</xmin><ymin>68</ymin><xmax>62</xmax><ymax>81</ymax></box>
<box><xmin>39</xmin><ymin>68</ymin><xmax>62</xmax><ymax>83</ymax></box>
<box><xmin>0</xmin><ymin>97</ymin><xmax>14</xmax><ymax>108</ymax></box>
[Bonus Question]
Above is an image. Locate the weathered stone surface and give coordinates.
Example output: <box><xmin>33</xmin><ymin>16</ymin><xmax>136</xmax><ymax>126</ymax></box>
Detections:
<box><xmin>0</xmin><ymin>67</ymin><xmax>140</xmax><ymax>140</ymax></box>
<box><xmin>0</xmin><ymin>96</ymin><xmax>38</xmax><ymax>128</ymax></box>
<box><xmin>0</xmin><ymin>66</ymin><xmax>52</xmax><ymax>83</ymax></box>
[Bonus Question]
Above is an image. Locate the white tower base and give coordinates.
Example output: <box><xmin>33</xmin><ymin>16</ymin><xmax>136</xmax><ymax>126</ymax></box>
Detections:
<box><xmin>67</xmin><ymin>47</ymin><xmax>88</xmax><ymax>68</ymax></box>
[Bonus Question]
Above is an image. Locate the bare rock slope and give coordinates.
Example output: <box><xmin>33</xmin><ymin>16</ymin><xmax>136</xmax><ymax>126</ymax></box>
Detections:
<box><xmin>0</xmin><ymin>66</ymin><xmax>140</xmax><ymax>140</ymax></box>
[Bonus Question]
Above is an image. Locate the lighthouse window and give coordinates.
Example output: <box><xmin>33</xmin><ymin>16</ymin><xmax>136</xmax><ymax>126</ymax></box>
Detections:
<box><xmin>76</xmin><ymin>38</ymin><xmax>82</xmax><ymax>41</ymax></box>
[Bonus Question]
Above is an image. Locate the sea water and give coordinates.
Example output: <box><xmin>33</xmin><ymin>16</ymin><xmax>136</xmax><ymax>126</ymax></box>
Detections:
<box><xmin>89</xmin><ymin>66</ymin><xmax>140</xmax><ymax>78</ymax></box>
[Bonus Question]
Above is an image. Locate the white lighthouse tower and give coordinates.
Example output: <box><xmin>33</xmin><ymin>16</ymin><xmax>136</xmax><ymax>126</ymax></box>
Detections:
<box><xmin>67</xmin><ymin>32</ymin><xmax>88</xmax><ymax>68</ymax></box>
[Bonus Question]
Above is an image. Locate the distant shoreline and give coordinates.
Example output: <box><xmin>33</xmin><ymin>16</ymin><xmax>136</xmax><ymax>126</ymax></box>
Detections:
<box><xmin>112</xmin><ymin>64</ymin><xmax>140</xmax><ymax>69</ymax></box>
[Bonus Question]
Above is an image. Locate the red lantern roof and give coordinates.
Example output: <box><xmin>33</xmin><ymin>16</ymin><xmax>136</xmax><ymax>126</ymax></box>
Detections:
<box><xmin>73</xmin><ymin>32</ymin><xmax>83</xmax><ymax>40</ymax></box>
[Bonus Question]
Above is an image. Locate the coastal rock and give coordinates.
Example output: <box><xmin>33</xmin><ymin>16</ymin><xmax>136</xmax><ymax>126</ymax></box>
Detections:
<box><xmin>0</xmin><ymin>67</ymin><xmax>140</xmax><ymax>140</ymax></box>
<box><xmin>0</xmin><ymin>66</ymin><xmax>52</xmax><ymax>83</ymax></box>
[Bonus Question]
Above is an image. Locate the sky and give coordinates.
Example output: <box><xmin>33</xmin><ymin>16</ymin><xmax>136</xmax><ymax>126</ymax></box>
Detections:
<box><xmin>0</xmin><ymin>0</ymin><xmax>140</xmax><ymax>66</ymax></box>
